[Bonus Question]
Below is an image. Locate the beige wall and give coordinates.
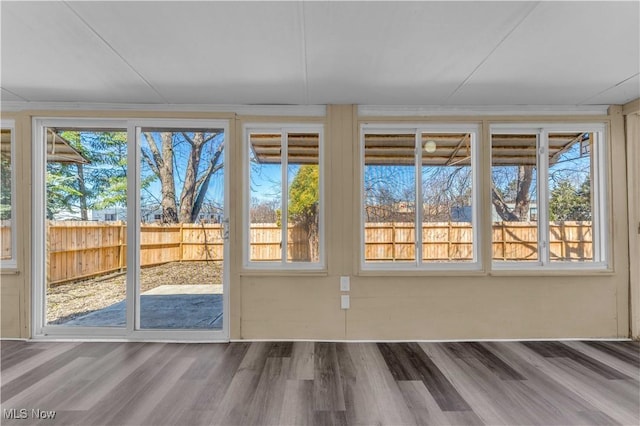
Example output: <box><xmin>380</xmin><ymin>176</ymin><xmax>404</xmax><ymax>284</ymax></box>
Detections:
<box><xmin>1</xmin><ymin>112</ymin><xmax>28</xmax><ymax>337</ymax></box>
<box><xmin>0</xmin><ymin>105</ymin><xmax>632</xmax><ymax>340</ymax></box>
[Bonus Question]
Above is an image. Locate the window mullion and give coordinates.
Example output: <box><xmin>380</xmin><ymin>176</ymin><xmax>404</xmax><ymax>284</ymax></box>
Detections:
<box><xmin>281</xmin><ymin>132</ymin><xmax>288</xmax><ymax>264</ymax></box>
<box><xmin>538</xmin><ymin>130</ymin><xmax>550</xmax><ymax>266</ymax></box>
<box><xmin>415</xmin><ymin>131</ymin><xmax>423</xmax><ymax>266</ymax></box>
<box><xmin>593</xmin><ymin>131</ymin><xmax>605</xmax><ymax>263</ymax></box>
<box><xmin>127</xmin><ymin>124</ymin><xmax>139</xmax><ymax>332</ymax></box>
<box><xmin>591</xmin><ymin>131</ymin><xmax>599</xmax><ymax>262</ymax></box>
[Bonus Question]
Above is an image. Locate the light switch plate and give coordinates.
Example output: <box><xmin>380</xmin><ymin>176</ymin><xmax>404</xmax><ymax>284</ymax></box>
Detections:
<box><xmin>340</xmin><ymin>276</ymin><xmax>350</xmax><ymax>292</ymax></box>
<box><xmin>341</xmin><ymin>295</ymin><xmax>350</xmax><ymax>309</ymax></box>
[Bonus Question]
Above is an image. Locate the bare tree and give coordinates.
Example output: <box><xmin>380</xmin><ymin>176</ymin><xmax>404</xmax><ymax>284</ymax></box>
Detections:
<box><xmin>141</xmin><ymin>131</ymin><xmax>223</xmax><ymax>223</ymax></box>
<box><xmin>491</xmin><ymin>165</ymin><xmax>534</xmax><ymax>221</ymax></box>
<box><xmin>250</xmin><ymin>198</ymin><xmax>279</xmax><ymax>223</ymax></box>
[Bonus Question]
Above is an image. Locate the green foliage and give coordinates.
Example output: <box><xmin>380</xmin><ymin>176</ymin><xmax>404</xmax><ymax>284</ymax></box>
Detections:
<box><xmin>549</xmin><ymin>177</ymin><xmax>591</xmax><ymax>221</ymax></box>
<box><xmin>275</xmin><ymin>209</ymin><xmax>282</xmax><ymax>228</ymax></box>
<box><xmin>46</xmin><ymin>168</ymin><xmax>83</xmax><ymax>219</ymax></box>
<box><xmin>287</xmin><ymin>165</ymin><xmax>319</xmax><ymax>226</ymax></box>
<box><xmin>46</xmin><ymin>131</ymin><xmax>129</xmax><ymax>218</ymax></box>
<box><xmin>287</xmin><ymin>165</ymin><xmax>320</xmax><ymax>261</ymax></box>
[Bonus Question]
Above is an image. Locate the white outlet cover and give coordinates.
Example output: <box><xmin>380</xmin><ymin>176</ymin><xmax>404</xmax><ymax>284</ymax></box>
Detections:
<box><xmin>341</xmin><ymin>295</ymin><xmax>350</xmax><ymax>309</ymax></box>
<box><xmin>340</xmin><ymin>276</ymin><xmax>350</xmax><ymax>291</ymax></box>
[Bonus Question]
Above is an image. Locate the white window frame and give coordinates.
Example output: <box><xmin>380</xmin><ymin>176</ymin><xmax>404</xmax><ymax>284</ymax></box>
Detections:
<box><xmin>243</xmin><ymin>123</ymin><xmax>325</xmax><ymax>270</ymax></box>
<box><xmin>360</xmin><ymin>123</ymin><xmax>481</xmax><ymax>271</ymax></box>
<box><xmin>490</xmin><ymin>123</ymin><xmax>609</xmax><ymax>270</ymax></box>
<box><xmin>1</xmin><ymin>119</ymin><xmax>17</xmax><ymax>269</ymax></box>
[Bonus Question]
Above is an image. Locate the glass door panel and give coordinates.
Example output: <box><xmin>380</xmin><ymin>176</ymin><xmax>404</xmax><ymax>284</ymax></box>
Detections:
<box><xmin>44</xmin><ymin>128</ymin><xmax>128</xmax><ymax>327</ymax></box>
<box><xmin>138</xmin><ymin>127</ymin><xmax>226</xmax><ymax>330</ymax></box>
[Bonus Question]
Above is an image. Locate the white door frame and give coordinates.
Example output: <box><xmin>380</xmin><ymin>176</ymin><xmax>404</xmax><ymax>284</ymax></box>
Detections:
<box><xmin>627</xmin><ymin>113</ymin><xmax>640</xmax><ymax>339</ymax></box>
<box><xmin>32</xmin><ymin>117</ymin><xmax>230</xmax><ymax>341</ymax></box>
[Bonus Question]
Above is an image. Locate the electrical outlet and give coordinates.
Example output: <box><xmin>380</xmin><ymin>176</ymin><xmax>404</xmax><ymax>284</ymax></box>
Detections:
<box><xmin>341</xmin><ymin>295</ymin><xmax>350</xmax><ymax>309</ymax></box>
<box><xmin>340</xmin><ymin>276</ymin><xmax>350</xmax><ymax>292</ymax></box>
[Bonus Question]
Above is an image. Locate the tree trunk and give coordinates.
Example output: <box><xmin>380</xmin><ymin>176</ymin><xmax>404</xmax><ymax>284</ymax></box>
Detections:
<box><xmin>306</xmin><ymin>215</ymin><xmax>319</xmax><ymax>262</ymax></box>
<box><xmin>159</xmin><ymin>133</ymin><xmax>178</xmax><ymax>223</ymax></box>
<box><xmin>491</xmin><ymin>165</ymin><xmax>534</xmax><ymax>222</ymax></box>
<box><xmin>77</xmin><ymin>163</ymin><xmax>88</xmax><ymax>221</ymax></box>
<box><xmin>179</xmin><ymin>133</ymin><xmax>204</xmax><ymax>223</ymax></box>
<box><xmin>190</xmin><ymin>144</ymin><xmax>224</xmax><ymax>222</ymax></box>
<box><xmin>513</xmin><ymin>165</ymin><xmax>534</xmax><ymax>220</ymax></box>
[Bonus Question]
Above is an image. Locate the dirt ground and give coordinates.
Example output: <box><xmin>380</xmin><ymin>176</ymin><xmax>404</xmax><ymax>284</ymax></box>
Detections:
<box><xmin>47</xmin><ymin>261</ymin><xmax>222</xmax><ymax>324</ymax></box>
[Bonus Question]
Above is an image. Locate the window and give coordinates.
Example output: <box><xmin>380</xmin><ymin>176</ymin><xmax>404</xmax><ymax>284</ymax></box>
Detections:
<box><xmin>245</xmin><ymin>125</ymin><xmax>324</xmax><ymax>268</ymax></box>
<box><xmin>491</xmin><ymin>124</ymin><xmax>608</xmax><ymax>268</ymax></box>
<box><xmin>361</xmin><ymin>125</ymin><xmax>479</xmax><ymax>270</ymax></box>
<box><xmin>1</xmin><ymin>120</ymin><xmax>16</xmax><ymax>268</ymax></box>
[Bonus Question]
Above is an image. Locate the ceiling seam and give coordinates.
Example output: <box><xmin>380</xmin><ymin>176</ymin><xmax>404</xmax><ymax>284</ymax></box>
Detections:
<box><xmin>298</xmin><ymin>1</ymin><xmax>309</xmax><ymax>105</ymax></box>
<box><xmin>444</xmin><ymin>1</ymin><xmax>541</xmax><ymax>104</ymax></box>
<box><xmin>62</xmin><ymin>1</ymin><xmax>169</xmax><ymax>104</ymax></box>
<box><xmin>1</xmin><ymin>87</ymin><xmax>30</xmax><ymax>102</ymax></box>
<box><xmin>578</xmin><ymin>73</ymin><xmax>640</xmax><ymax>105</ymax></box>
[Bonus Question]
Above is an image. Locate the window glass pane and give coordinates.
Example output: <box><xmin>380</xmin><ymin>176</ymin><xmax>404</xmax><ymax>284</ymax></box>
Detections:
<box><xmin>548</xmin><ymin>132</ymin><xmax>593</xmax><ymax>262</ymax></box>
<box><xmin>364</xmin><ymin>133</ymin><xmax>416</xmax><ymax>262</ymax></box>
<box><xmin>0</xmin><ymin>128</ymin><xmax>13</xmax><ymax>262</ymax></box>
<box><xmin>421</xmin><ymin>133</ymin><xmax>473</xmax><ymax>262</ymax></box>
<box><xmin>249</xmin><ymin>133</ymin><xmax>282</xmax><ymax>261</ymax></box>
<box><xmin>45</xmin><ymin>128</ymin><xmax>128</xmax><ymax>327</ymax></box>
<box><xmin>491</xmin><ymin>133</ymin><xmax>538</xmax><ymax>261</ymax></box>
<box><xmin>287</xmin><ymin>133</ymin><xmax>320</xmax><ymax>263</ymax></box>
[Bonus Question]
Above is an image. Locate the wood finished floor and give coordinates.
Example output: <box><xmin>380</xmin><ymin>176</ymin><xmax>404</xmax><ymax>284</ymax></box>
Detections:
<box><xmin>1</xmin><ymin>340</ymin><xmax>638</xmax><ymax>426</ymax></box>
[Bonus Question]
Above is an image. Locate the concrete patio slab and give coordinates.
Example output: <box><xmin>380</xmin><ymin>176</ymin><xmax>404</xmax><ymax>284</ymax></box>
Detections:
<box><xmin>143</xmin><ymin>284</ymin><xmax>223</xmax><ymax>295</ymax></box>
<box><xmin>60</xmin><ymin>285</ymin><xmax>223</xmax><ymax>329</ymax></box>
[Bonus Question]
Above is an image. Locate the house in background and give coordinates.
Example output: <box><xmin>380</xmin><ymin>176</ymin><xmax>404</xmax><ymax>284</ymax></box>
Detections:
<box><xmin>90</xmin><ymin>208</ymin><xmax>127</xmax><ymax>222</ymax></box>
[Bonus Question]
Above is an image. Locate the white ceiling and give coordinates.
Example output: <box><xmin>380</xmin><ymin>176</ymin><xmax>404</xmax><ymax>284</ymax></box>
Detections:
<box><xmin>1</xmin><ymin>1</ymin><xmax>638</xmax><ymax>107</ymax></box>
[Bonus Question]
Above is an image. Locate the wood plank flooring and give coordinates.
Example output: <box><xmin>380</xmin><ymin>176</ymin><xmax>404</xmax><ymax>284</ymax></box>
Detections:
<box><xmin>1</xmin><ymin>340</ymin><xmax>638</xmax><ymax>426</ymax></box>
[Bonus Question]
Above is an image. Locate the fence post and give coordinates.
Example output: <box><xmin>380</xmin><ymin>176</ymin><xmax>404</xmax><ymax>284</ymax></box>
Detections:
<box><xmin>560</xmin><ymin>222</ymin><xmax>566</xmax><ymax>261</ymax></box>
<box><xmin>501</xmin><ymin>223</ymin><xmax>507</xmax><ymax>261</ymax></box>
<box><xmin>118</xmin><ymin>222</ymin><xmax>125</xmax><ymax>272</ymax></box>
<box><xmin>448</xmin><ymin>221</ymin><xmax>452</xmax><ymax>260</ymax></box>
<box><xmin>179</xmin><ymin>223</ymin><xmax>184</xmax><ymax>262</ymax></box>
<box><xmin>391</xmin><ymin>222</ymin><xmax>396</xmax><ymax>261</ymax></box>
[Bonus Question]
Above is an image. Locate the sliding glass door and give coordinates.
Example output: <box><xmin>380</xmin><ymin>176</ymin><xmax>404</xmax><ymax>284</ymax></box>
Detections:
<box><xmin>33</xmin><ymin>119</ymin><xmax>229</xmax><ymax>339</ymax></box>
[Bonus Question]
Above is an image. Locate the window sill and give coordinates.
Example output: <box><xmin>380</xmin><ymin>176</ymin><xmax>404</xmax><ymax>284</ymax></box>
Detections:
<box><xmin>358</xmin><ymin>263</ymin><xmax>485</xmax><ymax>277</ymax></box>
<box><xmin>489</xmin><ymin>267</ymin><xmax>614</xmax><ymax>277</ymax></box>
<box><xmin>240</xmin><ymin>268</ymin><xmax>329</xmax><ymax>277</ymax></box>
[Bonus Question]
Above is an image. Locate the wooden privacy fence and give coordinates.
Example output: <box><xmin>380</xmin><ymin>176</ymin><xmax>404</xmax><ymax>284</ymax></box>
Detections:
<box><xmin>42</xmin><ymin>220</ymin><xmax>592</xmax><ymax>285</ymax></box>
<box><xmin>365</xmin><ymin>221</ymin><xmax>592</xmax><ymax>262</ymax></box>
<box><xmin>0</xmin><ymin>220</ymin><xmax>11</xmax><ymax>260</ymax></box>
<box><xmin>249</xmin><ymin>223</ymin><xmax>312</xmax><ymax>262</ymax></box>
<box><xmin>46</xmin><ymin>221</ymin><xmax>226</xmax><ymax>285</ymax></box>
<box><xmin>46</xmin><ymin>221</ymin><xmax>312</xmax><ymax>285</ymax></box>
